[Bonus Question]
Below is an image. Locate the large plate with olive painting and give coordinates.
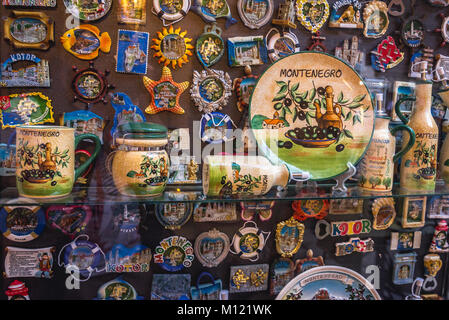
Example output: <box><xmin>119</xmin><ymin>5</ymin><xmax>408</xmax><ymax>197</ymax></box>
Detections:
<box><xmin>249</xmin><ymin>52</ymin><xmax>375</xmax><ymax>180</ymax></box>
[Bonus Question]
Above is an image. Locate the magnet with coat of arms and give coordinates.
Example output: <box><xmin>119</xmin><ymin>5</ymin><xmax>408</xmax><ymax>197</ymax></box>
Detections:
<box><xmin>191</xmin><ymin>0</ymin><xmax>237</xmax><ymax>28</ymax></box>
<box><xmin>194</xmin><ymin>228</ymin><xmax>230</xmax><ymax>268</ymax></box>
<box><xmin>275</xmin><ymin>217</ymin><xmax>305</xmax><ymax>257</ymax></box>
<box><xmin>229</xmin><ymin>264</ymin><xmax>269</xmax><ymax>293</ymax></box>
<box><xmin>153</xmin><ymin>236</ymin><xmax>194</xmax><ymax>271</ymax></box>
<box><xmin>363</xmin><ymin>0</ymin><xmax>389</xmax><ymax>38</ymax></box>
<box><xmin>152</xmin><ymin>26</ymin><xmax>193</xmax><ymax>69</ymax></box>
<box><xmin>72</xmin><ymin>61</ymin><xmax>113</xmax><ymax>105</ymax></box>
<box><xmin>191</xmin><ymin>69</ymin><xmax>232</xmax><ymax>114</ymax></box>
<box><xmin>237</xmin><ymin>0</ymin><xmax>274</xmax><ymax>29</ymax></box>
<box><xmin>292</xmin><ymin>196</ymin><xmax>329</xmax><ymax>221</ymax></box>
<box><xmin>196</xmin><ymin>23</ymin><xmax>225</xmax><ymax>68</ymax></box>
<box><xmin>230</xmin><ymin>221</ymin><xmax>270</xmax><ymax>262</ymax></box>
<box><xmin>152</xmin><ymin>0</ymin><xmax>191</xmax><ymax>25</ymax></box>
<box><xmin>266</xmin><ymin>28</ymin><xmax>300</xmax><ymax>63</ymax></box>
<box><xmin>328</xmin><ymin>0</ymin><xmax>363</xmax><ymax>29</ymax></box>
<box><xmin>295</xmin><ymin>0</ymin><xmax>330</xmax><ymax>33</ymax></box>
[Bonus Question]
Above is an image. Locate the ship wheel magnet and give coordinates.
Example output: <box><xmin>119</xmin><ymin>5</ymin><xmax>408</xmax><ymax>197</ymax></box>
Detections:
<box><xmin>432</xmin><ymin>13</ymin><xmax>449</xmax><ymax>47</ymax></box>
<box><xmin>72</xmin><ymin>61</ymin><xmax>113</xmax><ymax>105</ymax></box>
<box><xmin>152</xmin><ymin>25</ymin><xmax>193</xmax><ymax>69</ymax></box>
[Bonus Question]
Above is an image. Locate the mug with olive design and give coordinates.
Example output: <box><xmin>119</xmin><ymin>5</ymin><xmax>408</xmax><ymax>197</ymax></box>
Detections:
<box><xmin>16</xmin><ymin>126</ymin><xmax>101</xmax><ymax>198</ymax></box>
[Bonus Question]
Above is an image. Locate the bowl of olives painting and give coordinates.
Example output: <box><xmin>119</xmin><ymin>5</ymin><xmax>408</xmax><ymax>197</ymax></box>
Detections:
<box><xmin>249</xmin><ymin>52</ymin><xmax>375</xmax><ymax>180</ymax></box>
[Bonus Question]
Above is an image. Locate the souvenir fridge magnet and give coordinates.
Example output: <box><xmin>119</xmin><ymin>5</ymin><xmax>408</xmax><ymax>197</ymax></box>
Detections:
<box><xmin>227</xmin><ymin>36</ymin><xmax>268</xmax><ymax>67</ymax></box>
<box><xmin>72</xmin><ymin>61</ymin><xmax>113</xmax><ymax>105</ymax></box>
<box><xmin>371</xmin><ymin>197</ymin><xmax>396</xmax><ymax>230</ymax></box>
<box><xmin>62</xmin><ymin>110</ymin><xmax>105</xmax><ymax>143</ymax></box>
<box><xmin>388</xmin><ymin>0</ymin><xmax>405</xmax><ymax>16</ymax></box>
<box><xmin>3</xmin><ymin>11</ymin><xmax>54</xmax><ymax>50</ymax></box>
<box><xmin>46</xmin><ymin>205</ymin><xmax>92</xmax><ymax>237</ymax></box>
<box><xmin>105</xmin><ymin>244</ymin><xmax>151</xmax><ymax>273</ymax></box>
<box><xmin>390</xmin><ymin>231</ymin><xmax>422</xmax><ymax>251</ymax></box>
<box><xmin>428</xmin><ymin>196</ymin><xmax>449</xmax><ymax>219</ymax></box>
<box><xmin>0</xmin><ymin>53</ymin><xmax>50</xmax><ymax>88</ymax></box>
<box><xmin>230</xmin><ymin>221</ymin><xmax>270</xmax><ymax>261</ymax></box>
<box><xmin>110</xmin><ymin>92</ymin><xmax>146</xmax><ymax>140</ymax></box>
<box><xmin>241</xmin><ymin>201</ymin><xmax>275</xmax><ymax>221</ymax></box>
<box><xmin>152</xmin><ymin>25</ymin><xmax>193</xmax><ymax>69</ymax></box>
<box><xmin>95</xmin><ymin>277</ymin><xmax>143</xmax><ymax>300</ymax></box>
<box><xmin>391</xmin><ymin>81</ymin><xmax>415</xmax><ymax>121</ymax></box>
<box><xmin>0</xmin><ymin>198</ymin><xmax>45</xmax><ymax>242</ymax></box>
<box><xmin>292</xmin><ymin>197</ymin><xmax>329</xmax><ymax>221</ymax></box>
<box><xmin>393</xmin><ymin>252</ymin><xmax>417</xmax><ymax>285</ymax></box>
<box><xmin>5</xmin><ymin>280</ymin><xmax>30</xmax><ymax>300</ymax></box>
<box><xmin>191</xmin><ymin>272</ymin><xmax>224</xmax><ymax>300</ymax></box>
<box><xmin>272</xmin><ymin>0</ymin><xmax>297</xmax><ymax>29</ymax></box>
<box><xmin>401</xmin><ymin>196</ymin><xmax>426</xmax><ymax>228</ymax></box>
<box><xmin>199</xmin><ymin>112</ymin><xmax>234</xmax><ymax>144</ymax></box>
<box><xmin>429</xmin><ymin>220</ymin><xmax>449</xmax><ymax>253</ymax></box>
<box><xmin>266</xmin><ymin>28</ymin><xmax>300</xmax><ymax>63</ymax></box>
<box><xmin>155</xmin><ymin>196</ymin><xmax>194</xmax><ymax>230</ymax></box>
<box><xmin>335</xmin><ymin>237</ymin><xmax>375</xmax><ymax>256</ymax></box>
<box><xmin>118</xmin><ymin>0</ymin><xmax>147</xmax><ymax>24</ymax></box>
<box><xmin>423</xmin><ymin>254</ymin><xmax>442</xmax><ymax>291</ymax></box>
<box><xmin>410</xmin><ymin>48</ymin><xmax>434</xmax><ymax>79</ymax></box>
<box><xmin>191</xmin><ymin>0</ymin><xmax>237</xmax><ymax>28</ymax></box>
<box><xmin>0</xmin><ymin>92</ymin><xmax>54</xmax><ymax>129</ymax></box>
<box><xmin>151</xmin><ymin>274</ymin><xmax>191</xmax><ymax>300</ymax></box>
<box><xmin>315</xmin><ymin>218</ymin><xmax>372</xmax><ymax>239</ymax></box>
<box><xmin>295</xmin><ymin>249</ymin><xmax>324</xmax><ymax>273</ymax></box>
<box><xmin>229</xmin><ymin>264</ymin><xmax>269</xmax><ymax>293</ymax></box>
<box><xmin>432</xmin><ymin>13</ymin><xmax>449</xmax><ymax>47</ymax></box>
<box><xmin>363</xmin><ymin>0</ymin><xmax>389</xmax><ymax>38</ymax></box>
<box><xmin>371</xmin><ymin>36</ymin><xmax>404</xmax><ymax>72</ymax></box>
<box><xmin>233</xmin><ymin>65</ymin><xmax>258</xmax><ymax>113</ymax></box>
<box><xmin>295</xmin><ymin>0</ymin><xmax>330</xmax><ymax>33</ymax></box>
<box><xmin>143</xmin><ymin>67</ymin><xmax>189</xmax><ymax>115</ymax></box>
<box><xmin>401</xmin><ymin>19</ymin><xmax>425</xmax><ymax>48</ymax></box>
<box><xmin>61</xmin><ymin>25</ymin><xmax>111</xmax><ymax>60</ymax></box>
<box><xmin>329</xmin><ymin>198</ymin><xmax>363</xmax><ymax>215</ymax></box>
<box><xmin>116</xmin><ymin>30</ymin><xmax>149</xmax><ymax>74</ymax></box>
<box><xmin>153</xmin><ymin>236</ymin><xmax>194</xmax><ymax>271</ymax></box>
<box><xmin>3</xmin><ymin>0</ymin><xmax>56</xmax><ymax>6</ymax></box>
<box><xmin>275</xmin><ymin>217</ymin><xmax>305</xmax><ymax>258</ymax></box>
<box><xmin>196</xmin><ymin>23</ymin><xmax>225</xmax><ymax>68</ymax></box>
<box><xmin>152</xmin><ymin>0</ymin><xmax>191</xmax><ymax>25</ymax></box>
<box><xmin>237</xmin><ymin>0</ymin><xmax>274</xmax><ymax>29</ymax></box>
<box><xmin>191</xmin><ymin>69</ymin><xmax>232</xmax><ymax>114</ymax></box>
<box><xmin>307</xmin><ymin>32</ymin><xmax>326</xmax><ymax>52</ymax></box>
<box><xmin>64</xmin><ymin>0</ymin><xmax>112</xmax><ymax>21</ymax></box>
<box><xmin>328</xmin><ymin>0</ymin><xmax>363</xmax><ymax>29</ymax></box>
<box><xmin>4</xmin><ymin>246</ymin><xmax>55</xmax><ymax>279</ymax></box>
<box><xmin>334</xmin><ymin>36</ymin><xmax>364</xmax><ymax>72</ymax></box>
<box><xmin>270</xmin><ymin>258</ymin><xmax>295</xmax><ymax>296</ymax></box>
<box><xmin>193</xmin><ymin>202</ymin><xmax>237</xmax><ymax>222</ymax></box>
<box><xmin>194</xmin><ymin>228</ymin><xmax>230</xmax><ymax>268</ymax></box>
<box><xmin>58</xmin><ymin>235</ymin><xmax>106</xmax><ymax>281</ymax></box>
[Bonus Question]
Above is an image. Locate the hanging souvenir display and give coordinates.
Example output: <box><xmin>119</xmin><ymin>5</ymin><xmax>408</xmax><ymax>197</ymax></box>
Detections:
<box><xmin>432</xmin><ymin>13</ymin><xmax>449</xmax><ymax>47</ymax></box>
<box><xmin>199</xmin><ymin>112</ymin><xmax>234</xmax><ymax>144</ymax></box>
<box><xmin>292</xmin><ymin>197</ymin><xmax>329</xmax><ymax>221</ymax></box>
<box><xmin>388</xmin><ymin>0</ymin><xmax>405</xmax><ymax>16</ymax></box>
<box><xmin>295</xmin><ymin>0</ymin><xmax>330</xmax><ymax>33</ymax></box>
<box><xmin>265</xmin><ymin>28</ymin><xmax>300</xmax><ymax>63</ymax></box>
<box><xmin>143</xmin><ymin>66</ymin><xmax>189</xmax><ymax>114</ymax></box>
<box><xmin>5</xmin><ymin>280</ymin><xmax>30</xmax><ymax>300</ymax></box>
<box><xmin>393</xmin><ymin>252</ymin><xmax>417</xmax><ymax>285</ymax></box>
<box><xmin>155</xmin><ymin>196</ymin><xmax>194</xmax><ymax>230</ymax></box>
<box><xmin>371</xmin><ymin>198</ymin><xmax>396</xmax><ymax>230</ymax></box>
<box><xmin>272</xmin><ymin>0</ymin><xmax>296</xmax><ymax>29</ymax></box>
<box><xmin>151</xmin><ymin>26</ymin><xmax>193</xmax><ymax>69</ymax></box>
<box><xmin>110</xmin><ymin>92</ymin><xmax>146</xmax><ymax>140</ymax></box>
<box><xmin>0</xmin><ymin>92</ymin><xmax>54</xmax><ymax>129</ymax></box>
<box><xmin>116</xmin><ymin>30</ymin><xmax>149</xmax><ymax>75</ymax></box>
<box><xmin>118</xmin><ymin>0</ymin><xmax>147</xmax><ymax>24</ymax></box>
<box><xmin>46</xmin><ymin>205</ymin><xmax>92</xmax><ymax>238</ymax></box>
<box><xmin>191</xmin><ymin>69</ymin><xmax>232</xmax><ymax>114</ymax></box>
<box><xmin>105</xmin><ymin>244</ymin><xmax>151</xmax><ymax>273</ymax></box>
<box><xmin>363</xmin><ymin>0</ymin><xmax>389</xmax><ymax>38</ymax></box>
<box><xmin>241</xmin><ymin>201</ymin><xmax>275</xmax><ymax>221</ymax></box>
<box><xmin>391</xmin><ymin>81</ymin><xmax>415</xmax><ymax>121</ymax></box>
<box><xmin>249</xmin><ymin>52</ymin><xmax>375</xmax><ymax>182</ymax></box>
<box><xmin>422</xmin><ymin>254</ymin><xmax>442</xmax><ymax>291</ymax></box>
<box><xmin>191</xmin><ymin>0</ymin><xmax>237</xmax><ymax>28</ymax></box>
<box><xmin>4</xmin><ymin>11</ymin><xmax>54</xmax><ymax>50</ymax></box>
<box><xmin>193</xmin><ymin>202</ymin><xmax>237</xmax><ymax>222</ymax></box>
<box><xmin>195</xmin><ymin>23</ymin><xmax>225</xmax><ymax>68</ymax></box>
<box><xmin>0</xmin><ymin>198</ymin><xmax>45</xmax><ymax>242</ymax></box>
<box><xmin>334</xmin><ymin>36</ymin><xmax>364</xmax><ymax>72</ymax></box>
<box><xmin>335</xmin><ymin>237</ymin><xmax>375</xmax><ymax>256</ymax></box>
<box><xmin>428</xmin><ymin>196</ymin><xmax>449</xmax><ymax>219</ymax></box>
<box><xmin>429</xmin><ymin>220</ymin><xmax>449</xmax><ymax>252</ymax></box>
<box><xmin>153</xmin><ymin>236</ymin><xmax>194</xmax><ymax>271</ymax></box>
<box><xmin>401</xmin><ymin>19</ymin><xmax>425</xmax><ymax>48</ymax></box>
<box><xmin>63</xmin><ymin>110</ymin><xmax>105</xmax><ymax>143</ymax></box>
<box><xmin>194</xmin><ymin>228</ymin><xmax>230</xmax><ymax>268</ymax></box>
<box><xmin>314</xmin><ymin>219</ymin><xmax>372</xmax><ymax>239</ymax></box>
<box><xmin>0</xmin><ymin>53</ymin><xmax>50</xmax><ymax>88</ymax></box>
<box><xmin>152</xmin><ymin>0</ymin><xmax>190</xmax><ymax>25</ymax></box>
<box><xmin>237</xmin><ymin>0</ymin><xmax>274</xmax><ymax>29</ymax></box>
<box><xmin>72</xmin><ymin>62</ymin><xmax>113</xmax><ymax>105</ymax></box>
<box><xmin>95</xmin><ymin>277</ymin><xmax>143</xmax><ymax>300</ymax></box>
<box><xmin>270</xmin><ymin>258</ymin><xmax>295</xmax><ymax>295</ymax></box>
<box><xmin>61</xmin><ymin>25</ymin><xmax>111</xmax><ymax>60</ymax></box>
<box><xmin>63</xmin><ymin>0</ymin><xmax>112</xmax><ymax>21</ymax></box>
<box><xmin>275</xmin><ymin>217</ymin><xmax>305</xmax><ymax>258</ymax></box>
<box><xmin>409</xmin><ymin>47</ymin><xmax>434</xmax><ymax>79</ymax></box>
<box><xmin>328</xmin><ymin>0</ymin><xmax>363</xmax><ymax>29</ymax></box>
<box><xmin>401</xmin><ymin>197</ymin><xmax>426</xmax><ymax>228</ymax></box>
<box><xmin>227</xmin><ymin>36</ymin><xmax>268</xmax><ymax>67</ymax></box>
<box><xmin>295</xmin><ymin>249</ymin><xmax>324</xmax><ymax>273</ymax></box>
<box><xmin>191</xmin><ymin>272</ymin><xmax>224</xmax><ymax>300</ymax></box>
<box><xmin>230</xmin><ymin>221</ymin><xmax>270</xmax><ymax>261</ymax></box>
<box><xmin>3</xmin><ymin>0</ymin><xmax>56</xmax><ymax>6</ymax></box>
<box><xmin>329</xmin><ymin>198</ymin><xmax>363</xmax><ymax>215</ymax></box>
<box><xmin>276</xmin><ymin>266</ymin><xmax>381</xmax><ymax>300</ymax></box>
<box><xmin>390</xmin><ymin>231</ymin><xmax>422</xmax><ymax>251</ymax></box>
<box><xmin>229</xmin><ymin>264</ymin><xmax>269</xmax><ymax>293</ymax></box>
<box><xmin>151</xmin><ymin>274</ymin><xmax>191</xmax><ymax>300</ymax></box>
<box><xmin>371</xmin><ymin>36</ymin><xmax>404</xmax><ymax>72</ymax></box>
<box><xmin>4</xmin><ymin>246</ymin><xmax>55</xmax><ymax>279</ymax></box>
<box><xmin>58</xmin><ymin>235</ymin><xmax>106</xmax><ymax>281</ymax></box>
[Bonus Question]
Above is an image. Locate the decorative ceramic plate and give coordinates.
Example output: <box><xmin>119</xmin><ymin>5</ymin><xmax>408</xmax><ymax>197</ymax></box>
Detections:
<box><xmin>64</xmin><ymin>0</ymin><xmax>112</xmax><ymax>21</ymax></box>
<box><xmin>276</xmin><ymin>266</ymin><xmax>381</xmax><ymax>300</ymax></box>
<box><xmin>249</xmin><ymin>52</ymin><xmax>375</xmax><ymax>180</ymax></box>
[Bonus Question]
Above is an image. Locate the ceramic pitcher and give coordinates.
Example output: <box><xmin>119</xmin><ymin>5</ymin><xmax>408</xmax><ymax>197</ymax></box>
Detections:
<box><xmin>359</xmin><ymin>94</ymin><xmax>415</xmax><ymax>192</ymax></box>
<box><xmin>202</xmin><ymin>155</ymin><xmax>290</xmax><ymax>196</ymax></box>
<box><xmin>16</xmin><ymin>125</ymin><xmax>101</xmax><ymax>198</ymax></box>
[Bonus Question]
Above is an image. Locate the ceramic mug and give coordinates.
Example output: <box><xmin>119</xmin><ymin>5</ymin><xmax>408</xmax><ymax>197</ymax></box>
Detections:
<box><xmin>16</xmin><ymin>125</ymin><xmax>101</xmax><ymax>198</ymax></box>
